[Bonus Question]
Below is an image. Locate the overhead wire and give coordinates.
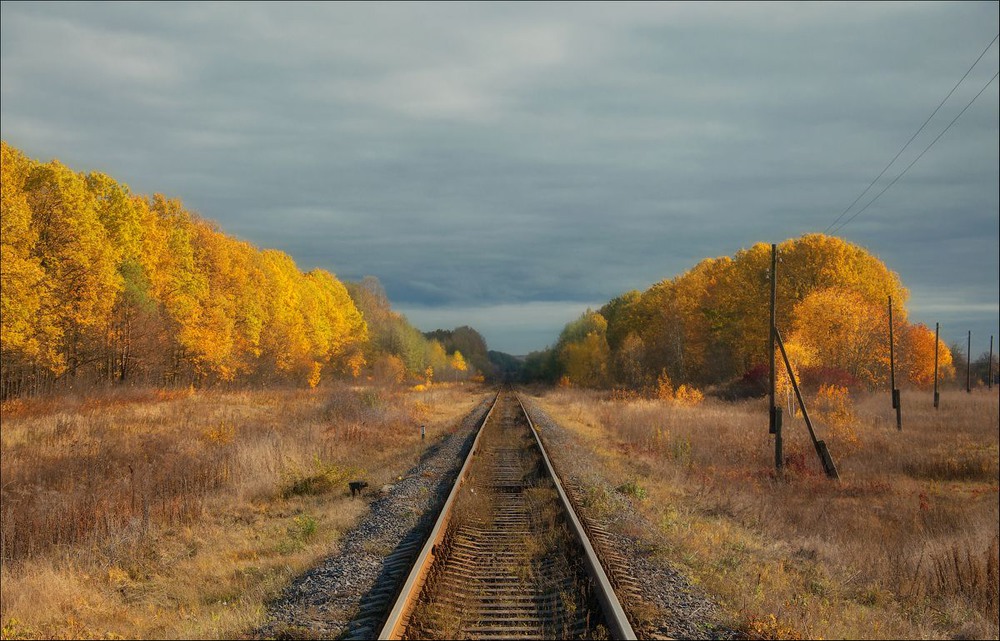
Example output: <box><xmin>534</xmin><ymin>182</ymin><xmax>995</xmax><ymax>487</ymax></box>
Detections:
<box><xmin>824</xmin><ymin>33</ymin><xmax>999</xmax><ymax>234</ymax></box>
<box><xmin>829</xmin><ymin>69</ymin><xmax>999</xmax><ymax>235</ymax></box>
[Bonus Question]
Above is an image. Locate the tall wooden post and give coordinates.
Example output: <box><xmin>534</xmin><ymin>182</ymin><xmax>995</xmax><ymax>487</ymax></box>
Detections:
<box><xmin>889</xmin><ymin>296</ymin><xmax>895</xmax><ymax>399</ymax></box>
<box><xmin>933</xmin><ymin>322</ymin><xmax>940</xmax><ymax>409</ymax></box>
<box><xmin>889</xmin><ymin>296</ymin><xmax>901</xmax><ymax>430</ymax></box>
<box><xmin>989</xmin><ymin>336</ymin><xmax>994</xmax><ymax>390</ymax></box>
<box><xmin>769</xmin><ymin>243</ymin><xmax>782</xmax><ymax>471</ymax></box>
<box><xmin>967</xmin><ymin>331</ymin><xmax>972</xmax><ymax>393</ymax></box>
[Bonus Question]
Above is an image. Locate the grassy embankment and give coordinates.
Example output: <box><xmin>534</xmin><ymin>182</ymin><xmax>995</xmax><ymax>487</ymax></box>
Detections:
<box><xmin>532</xmin><ymin>387</ymin><xmax>999</xmax><ymax>640</ymax></box>
<box><xmin>0</xmin><ymin>383</ymin><xmax>488</xmax><ymax>639</ymax></box>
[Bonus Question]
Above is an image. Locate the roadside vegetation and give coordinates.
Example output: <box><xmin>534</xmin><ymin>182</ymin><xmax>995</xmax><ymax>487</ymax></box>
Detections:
<box><xmin>532</xmin><ymin>386</ymin><xmax>999</xmax><ymax>640</ymax></box>
<box><xmin>0</xmin><ymin>383</ymin><xmax>489</xmax><ymax>639</ymax></box>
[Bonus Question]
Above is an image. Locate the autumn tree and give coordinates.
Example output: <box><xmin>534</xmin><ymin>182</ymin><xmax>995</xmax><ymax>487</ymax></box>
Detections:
<box><xmin>346</xmin><ymin>276</ymin><xmax>438</xmax><ymax>379</ymax></box>
<box><xmin>601</xmin><ymin>290</ymin><xmax>645</xmax><ymax>352</ymax></box>
<box><xmin>24</xmin><ymin>159</ymin><xmax>121</xmax><ymax>380</ymax></box>
<box><xmin>299</xmin><ymin>268</ymin><xmax>367</xmax><ymax>385</ymax></box>
<box><xmin>450</xmin><ymin>350</ymin><xmax>468</xmax><ymax>381</ymax></box>
<box><xmin>1</xmin><ymin>143</ymin><xmax>369</xmax><ymax>395</ymax></box>
<box><xmin>556</xmin><ymin>310</ymin><xmax>610</xmax><ymax>388</ymax></box>
<box><xmin>787</xmin><ymin>287</ymin><xmax>890</xmax><ymax>389</ymax></box>
<box><xmin>86</xmin><ymin>172</ymin><xmax>156</xmax><ymax>382</ymax></box>
<box><xmin>899</xmin><ymin>323</ymin><xmax>954</xmax><ymax>389</ymax></box>
<box><xmin>426</xmin><ymin>340</ymin><xmax>449</xmax><ymax>383</ymax></box>
<box><xmin>1</xmin><ymin>143</ymin><xmax>62</xmax><ymax>394</ymax></box>
<box><xmin>561</xmin><ymin>332</ymin><xmax>610</xmax><ymax>388</ymax></box>
<box><xmin>432</xmin><ymin>326</ymin><xmax>492</xmax><ymax>377</ymax></box>
<box><xmin>565</xmin><ymin>233</ymin><xmax>933</xmax><ymax>395</ymax></box>
<box><xmin>611</xmin><ymin>332</ymin><xmax>647</xmax><ymax>391</ymax></box>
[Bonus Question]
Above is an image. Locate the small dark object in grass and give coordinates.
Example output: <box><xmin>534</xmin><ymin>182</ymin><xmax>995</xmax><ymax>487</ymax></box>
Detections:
<box><xmin>349</xmin><ymin>481</ymin><xmax>368</xmax><ymax>498</ymax></box>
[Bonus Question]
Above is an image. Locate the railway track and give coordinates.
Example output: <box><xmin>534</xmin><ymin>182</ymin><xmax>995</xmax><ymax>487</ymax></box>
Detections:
<box><xmin>373</xmin><ymin>389</ymin><xmax>635</xmax><ymax>640</ymax></box>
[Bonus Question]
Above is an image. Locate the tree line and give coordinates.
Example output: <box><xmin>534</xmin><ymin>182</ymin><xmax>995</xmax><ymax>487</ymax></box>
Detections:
<box><xmin>0</xmin><ymin>142</ymin><xmax>487</xmax><ymax>397</ymax></box>
<box><xmin>524</xmin><ymin>234</ymin><xmax>956</xmax><ymax>394</ymax></box>
<box><xmin>7</xmin><ymin>144</ymin><xmax>969</xmax><ymax>398</ymax></box>
<box><xmin>1</xmin><ymin>142</ymin><xmax>375</xmax><ymax>396</ymax></box>
<box><xmin>344</xmin><ymin>276</ymin><xmax>489</xmax><ymax>385</ymax></box>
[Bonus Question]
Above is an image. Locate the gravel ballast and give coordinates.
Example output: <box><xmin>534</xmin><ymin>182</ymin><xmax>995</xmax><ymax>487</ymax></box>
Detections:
<box><xmin>521</xmin><ymin>395</ymin><xmax>737</xmax><ymax>640</ymax></box>
<box><xmin>258</xmin><ymin>392</ymin><xmax>733</xmax><ymax>640</ymax></box>
<box><xmin>257</xmin><ymin>397</ymin><xmax>492</xmax><ymax>639</ymax></box>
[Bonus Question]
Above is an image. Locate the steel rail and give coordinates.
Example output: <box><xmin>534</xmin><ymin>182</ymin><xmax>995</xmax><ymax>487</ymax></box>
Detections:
<box><xmin>377</xmin><ymin>389</ymin><xmax>636</xmax><ymax>640</ymax></box>
<box><xmin>515</xmin><ymin>393</ymin><xmax>637</xmax><ymax>640</ymax></box>
<box><xmin>377</xmin><ymin>388</ymin><xmax>501</xmax><ymax>640</ymax></box>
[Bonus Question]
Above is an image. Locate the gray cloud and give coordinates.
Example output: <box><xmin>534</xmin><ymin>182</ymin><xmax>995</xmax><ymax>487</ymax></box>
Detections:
<box><xmin>2</xmin><ymin>1</ymin><xmax>997</xmax><ymax>354</ymax></box>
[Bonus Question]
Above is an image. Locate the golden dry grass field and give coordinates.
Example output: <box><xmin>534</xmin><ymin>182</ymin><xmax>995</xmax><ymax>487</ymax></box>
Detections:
<box><xmin>531</xmin><ymin>386</ymin><xmax>999</xmax><ymax>640</ymax></box>
<box><xmin>0</xmin><ymin>384</ymin><xmax>489</xmax><ymax>639</ymax></box>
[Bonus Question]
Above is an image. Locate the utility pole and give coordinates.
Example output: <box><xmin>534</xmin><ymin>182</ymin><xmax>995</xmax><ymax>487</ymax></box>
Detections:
<box><xmin>933</xmin><ymin>323</ymin><xmax>940</xmax><ymax>409</ymax></box>
<box><xmin>989</xmin><ymin>336</ymin><xmax>994</xmax><ymax>391</ymax></box>
<box><xmin>769</xmin><ymin>243</ymin><xmax>782</xmax><ymax>472</ymax></box>
<box><xmin>889</xmin><ymin>296</ymin><xmax>901</xmax><ymax>430</ymax></box>
<box><xmin>967</xmin><ymin>331</ymin><xmax>972</xmax><ymax>393</ymax></box>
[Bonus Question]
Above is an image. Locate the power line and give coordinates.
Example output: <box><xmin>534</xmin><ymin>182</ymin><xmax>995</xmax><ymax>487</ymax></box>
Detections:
<box><xmin>830</xmin><ymin>69</ymin><xmax>999</xmax><ymax>235</ymax></box>
<box><xmin>824</xmin><ymin>33</ymin><xmax>999</xmax><ymax>234</ymax></box>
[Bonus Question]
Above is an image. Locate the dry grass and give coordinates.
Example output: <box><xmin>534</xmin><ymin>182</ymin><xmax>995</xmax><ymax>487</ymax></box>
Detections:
<box><xmin>532</xmin><ymin>387</ymin><xmax>999</xmax><ymax>640</ymax></box>
<box><xmin>0</xmin><ymin>382</ymin><xmax>488</xmax><ymax>639</ymax></box>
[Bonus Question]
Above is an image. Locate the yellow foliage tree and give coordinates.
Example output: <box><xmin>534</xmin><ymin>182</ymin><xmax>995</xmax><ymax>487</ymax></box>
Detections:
<box><xmin>345</xmin><ymin>351</ymin><xmax>366</xmax><ymax>378</ymax></box>
<box><xmin>24</xmin><ymin>159</ymin><xmax>121</xmax><ymax>378</ymax></box>
<box><xmin>899</xmin><ymin>323</ymin><xmax>954</xmax><ymax>389</ymax></box>
<box><xmin>427</xmin><ymin>340</ymin><xmax>449</xmax><ymax>381</ymax></box>
<box><xmin>557</xmin><ymin>310</ymin><xmax>610</xmax><ymax>388</ymax></box>
<box><xmin>1</xmin><ymin>143</ymin><xmax>370</xmax><ymax>395</ymax></box>
<box><xmin>789</xmin><ymin>287</ymin><xmax>889</xmax><ymax>389</ymax></box>
<box><xmin>592</xmin><ymin>233</ymin><xmax>926</xmax><ymax>394</ymax></box>
<box><xmin>450</xmin><ymin>350</ymin><xmax>468</xmax><ymax>382</ymax></box>
<box><xmin>1</xmin><ymin>143</ymin><xmax>63</xmax><ymax>386</ymax></box>
<box><xmin>374</xmin><ymin>354</ymin><xmax>407</xmax><ymax>385</ymax></box>
<box><xmin>656</xmin><ymin>369</ymin><xmax>673</xmax><ymax>400</ymax></box>
<box><xmin>813</xmin><ymin>384</ymin><xmax>860</xmax><ymax>455</ymax></box>
<box><xmin>561</xmin><ymin>332</ymin><xmax>609</xmax><ymax>388</ymax></box>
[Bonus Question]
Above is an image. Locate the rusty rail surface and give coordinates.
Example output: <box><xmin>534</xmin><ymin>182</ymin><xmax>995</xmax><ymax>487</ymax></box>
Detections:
<box><xmin>376</xmin><ymin>389</ymin><xmax>636</xmax><ymax>640</ymax></box>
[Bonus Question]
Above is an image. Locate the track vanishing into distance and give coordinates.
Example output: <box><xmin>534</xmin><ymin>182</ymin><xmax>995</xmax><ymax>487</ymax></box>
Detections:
<box><xmin>373</xmin><ymin>389</ymin><xmax>636</xmax><ymax>640</ymax></box>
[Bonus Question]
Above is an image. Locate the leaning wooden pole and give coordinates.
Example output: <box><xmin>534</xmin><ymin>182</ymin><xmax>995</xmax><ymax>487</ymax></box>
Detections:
<box><xmin>889</xmin><ymin>296</ymin><xmax>901</xmax><ymax>430</ymax></box>
<box><xmin>769</xmin><ymin>243</ymin><xmax>782</xmax><ymax>471</ymax></box>
<box><xmin>775</xmin><ymin>328</ymin><xmax>839</xmax><ymax>480</ymax></box>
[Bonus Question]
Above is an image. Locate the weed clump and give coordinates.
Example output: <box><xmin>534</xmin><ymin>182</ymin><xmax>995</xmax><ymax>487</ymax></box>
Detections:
<box><xmin>281</xmin><ymin>456</ymin><xmax>363</xmax><ymax>498</ymax></box>
<box><xmin>616</xmin><ymin>479</ymin><xmax>648</xmax><ymax>501</ymax></box>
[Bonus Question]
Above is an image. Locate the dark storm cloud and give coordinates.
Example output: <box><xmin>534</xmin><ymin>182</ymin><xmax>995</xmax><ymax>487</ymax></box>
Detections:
<box><xmin>2</xmin><ymin>1</ymin><xmax>997</xmax><ymax>353</ymax></box>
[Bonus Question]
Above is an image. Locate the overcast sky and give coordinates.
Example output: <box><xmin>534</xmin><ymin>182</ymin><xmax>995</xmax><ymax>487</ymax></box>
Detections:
<box><xmin>2</xmin><ymin>1</ymin><xmax>998</xmax><ymax>355</ymax></box>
